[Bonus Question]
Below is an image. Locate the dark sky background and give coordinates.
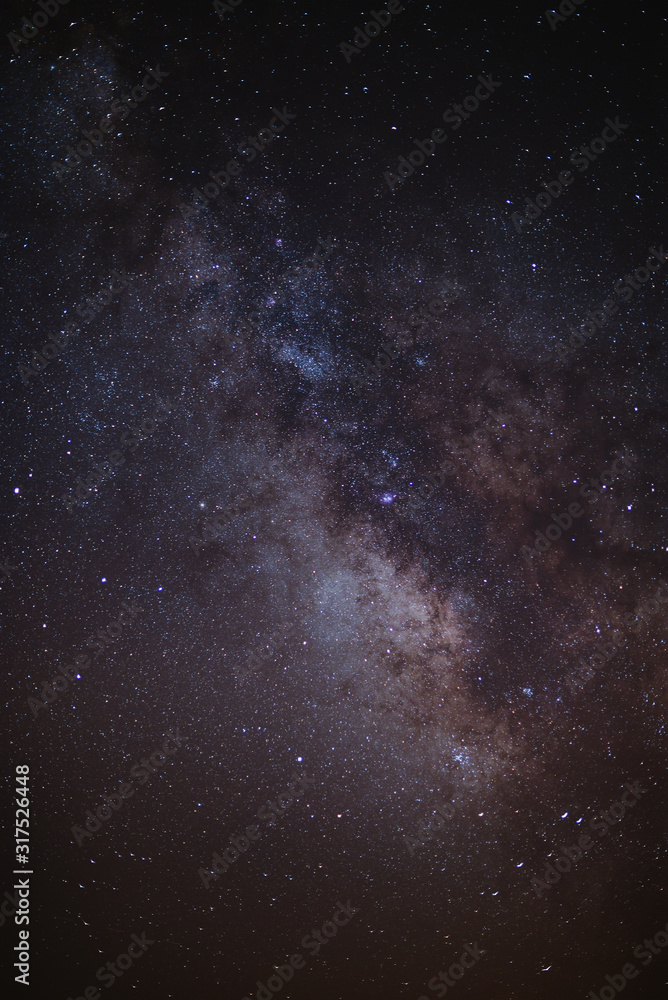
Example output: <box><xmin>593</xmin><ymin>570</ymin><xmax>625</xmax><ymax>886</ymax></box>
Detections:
<box><xmin>1</xmin><ymin>1</ymin><xmax>668</xmax><ymax>999</ymax></box>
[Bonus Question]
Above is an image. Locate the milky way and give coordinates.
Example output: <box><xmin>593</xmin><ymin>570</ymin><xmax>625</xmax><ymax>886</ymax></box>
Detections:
<box><xmin>2</xmin><ymin>2</ymin><xmax>668</xmax><ymax>999</ymax></box>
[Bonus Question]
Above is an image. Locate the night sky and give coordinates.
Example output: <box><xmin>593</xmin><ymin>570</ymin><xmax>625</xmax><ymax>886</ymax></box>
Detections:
<box><xmin>2</xmin><ymin>2</ymin><xmax>668</xmax><ymax>999</ymax></box>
